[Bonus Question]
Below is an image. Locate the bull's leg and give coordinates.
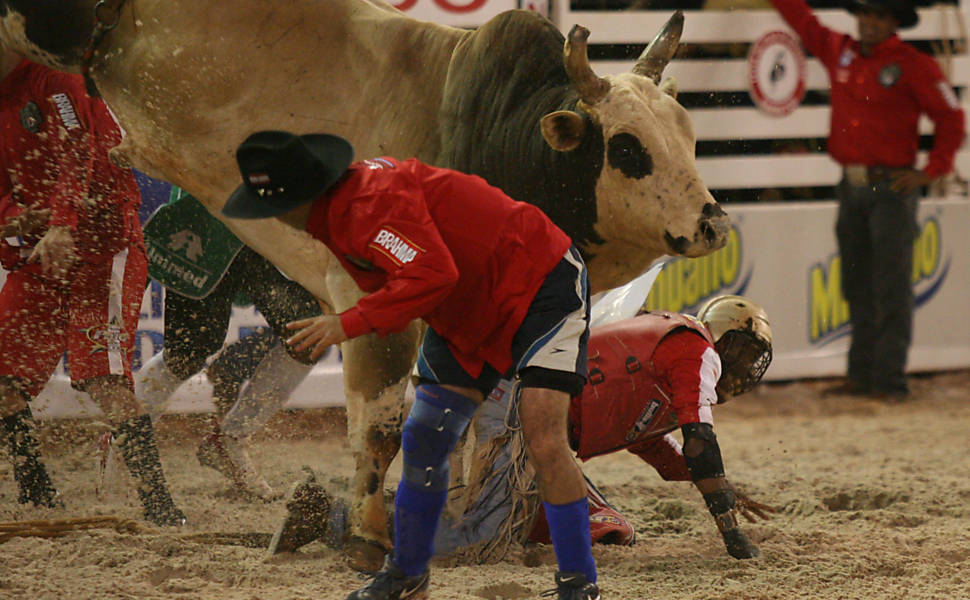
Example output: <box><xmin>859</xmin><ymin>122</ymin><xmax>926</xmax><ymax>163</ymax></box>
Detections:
<box><xmin>341</xmin><ymin>322</ymin><xmax>423</xmax><ymax>572</ymax></box>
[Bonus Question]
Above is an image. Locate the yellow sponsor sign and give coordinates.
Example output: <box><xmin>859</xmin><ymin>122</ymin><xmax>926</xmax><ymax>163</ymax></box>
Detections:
<box><xmin>809</xmin><ymin>217</ymin><xmax>942</xmax><ymax>343</ymax></box>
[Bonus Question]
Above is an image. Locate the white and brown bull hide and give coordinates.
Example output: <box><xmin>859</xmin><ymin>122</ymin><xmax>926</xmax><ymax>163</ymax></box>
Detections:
<box><xmin>0</xmin><ymin>0</ymin><xmax>729</xmax><ymax>570</ymax></box>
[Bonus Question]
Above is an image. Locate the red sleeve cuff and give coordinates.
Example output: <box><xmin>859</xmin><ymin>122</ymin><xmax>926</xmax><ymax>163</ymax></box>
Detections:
<box><xmin>339</xmin><ymin>307</ymin><xmax>373</xmax><ymax>339</ymax></box>
<box><xmin>923</xmin><ymin>162</ymin><xmax>949</xmax><ymax>179</ymax></box>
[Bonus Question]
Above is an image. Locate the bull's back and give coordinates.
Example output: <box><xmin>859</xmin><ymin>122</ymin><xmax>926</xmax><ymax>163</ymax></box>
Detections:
<box><xmin>100</xmin><ymin>0</ymin><xmax>465</xmax><ymax>196</ymax></box>
<box><xmin>94</xmin><ymin>0</ymin><xmax>467</xmax><ymax>299</ymax></box>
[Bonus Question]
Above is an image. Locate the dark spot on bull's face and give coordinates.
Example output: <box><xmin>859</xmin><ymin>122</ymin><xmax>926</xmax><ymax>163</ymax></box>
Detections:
<box><xmin>665</xmin><ymin>230</ymin><xmax>689</xmax><ymax>254</ymax></box>
<box><xmin>607</xmin><ymin>132</ymin><xmax>652</xmax><ymax>179</ymax></box>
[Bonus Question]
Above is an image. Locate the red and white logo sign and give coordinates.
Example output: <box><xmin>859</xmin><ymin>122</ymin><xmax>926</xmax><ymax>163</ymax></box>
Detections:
<box><xmin>390</xmin><ymin>0</ymin><xmax>544</xmax><ymax>27</ymax></box>
<box><xmin>747</xmin><ymin>31</ymin><xmax>806</xmax><ymax>117</ymax></box>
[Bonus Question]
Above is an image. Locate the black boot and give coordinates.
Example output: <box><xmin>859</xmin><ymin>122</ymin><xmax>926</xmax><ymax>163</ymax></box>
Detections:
<box><xmin>115</xmin><ymin>414</ymin><xmax>186</xmax><ymax>526</ymax></box>
<box><xmin>1</xmin><ymin>408</ymin><xmax>60</xmax><ymax>508</ymax></box>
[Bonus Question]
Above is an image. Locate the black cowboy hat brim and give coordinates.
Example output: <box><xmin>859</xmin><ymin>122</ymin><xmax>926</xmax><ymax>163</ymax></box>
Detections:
<box><xmin>223</xmin><ymin>133</ymin><xmax>354</xmax><ymax>219</ymax></box>
<box><xmin>848</xmin><ymin>0</ymin><xmax>919</xmax><ymax>28</ymax></box>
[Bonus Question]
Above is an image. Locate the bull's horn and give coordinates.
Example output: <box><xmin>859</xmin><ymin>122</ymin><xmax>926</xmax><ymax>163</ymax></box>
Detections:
<box><xmin>632</xmin><ymin>11</ymin><xmax>684</xmax><ymax>84</ymax></box>
<box><xmin>564</xmin><ymin>25</ymin><xmax>610</xmax><ymax>105</ymax></box>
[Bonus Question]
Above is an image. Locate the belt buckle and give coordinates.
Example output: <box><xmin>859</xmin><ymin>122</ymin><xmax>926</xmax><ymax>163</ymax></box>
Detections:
<box><xmin>845</xmin><ymin>165</ymin><xmax>869</xmax><ymax>186</ymax></box>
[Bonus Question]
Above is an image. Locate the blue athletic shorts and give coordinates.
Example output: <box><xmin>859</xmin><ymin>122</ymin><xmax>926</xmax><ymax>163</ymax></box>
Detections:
<box><xmin>416</xmin><ymin>246</ymin><xmax>589</xmax><ymax>396</ymax></box>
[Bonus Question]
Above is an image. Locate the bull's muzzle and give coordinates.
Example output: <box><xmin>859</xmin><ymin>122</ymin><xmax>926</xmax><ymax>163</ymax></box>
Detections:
<box><xmin>664</xmin><ymin>202</ymin><xmax>729</xmax><ymax>256</ymax></box>
<box><xmin>699</xmin><ymin>202</ymin><xmax>729</xmax><ymax>249</ymax></box>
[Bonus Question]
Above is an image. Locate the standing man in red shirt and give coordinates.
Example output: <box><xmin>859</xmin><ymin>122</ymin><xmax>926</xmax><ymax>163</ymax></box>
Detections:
<box><xmin>223</xmin><ymin>131</ymin><xmax>598</xmax><ymax>600</ymax></box>
<box><xmin>0</xmin><ymin>49</ymin><xmax>184</xmax><ymax>526</ymax></box>
<box><xmin>769</xmin><ymin>0</ymin><xmax>965</xmax><ymax>399</ymax></box>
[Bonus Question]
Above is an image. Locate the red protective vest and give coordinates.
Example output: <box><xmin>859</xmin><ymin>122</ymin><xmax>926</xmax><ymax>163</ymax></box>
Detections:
<box><xmin>569</xmin><ymin>311</ymin><xmax>714</xmax><ymax>460</ymax></box>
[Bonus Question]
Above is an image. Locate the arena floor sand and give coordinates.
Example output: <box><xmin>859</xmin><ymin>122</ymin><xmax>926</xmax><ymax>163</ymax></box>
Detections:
<box><xmin>1</xmin><ymin>371</ymin><xmax>969</xmax><ymax>600</ymax></box>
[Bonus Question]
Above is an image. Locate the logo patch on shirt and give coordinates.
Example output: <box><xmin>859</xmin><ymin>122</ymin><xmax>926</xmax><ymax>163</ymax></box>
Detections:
<box><xmin>50</xmin><ymin>93</ymin><xmax>80</xmax><ymax>130</ymax></box>
<box><xmin>624</xmin><ymin>398</ymin><xmax>662</xmax><ymax>442</ymax></box>
<box><xmin>370</xmin><ymin>227</ymin><xmax>423</xmax><ymax>266</ymax></box>
<box><xmin>19</xmin><ymin>101</ymin><xmax>43</xmax><ymax>133</ymax></box>
<box><xmin>839</xmin><ymin>49</ymin><xmax>856</xmax><ymax>68</ymax></box>
<box><xmin>879</xmin><ymin>64</ymin><xmax>902</xmax><ymax>88</ymax></box>
<box><xmin>363</xmin><ymin>158</ymin><xmax>396</xmax><ymax>170</ymax></box>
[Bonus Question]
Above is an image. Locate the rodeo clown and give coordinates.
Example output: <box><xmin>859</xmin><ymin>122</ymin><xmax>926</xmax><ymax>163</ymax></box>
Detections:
<box><xmin>271</xmin><ymin>295</ymin><xmax>776</xmax><ymax>563</ymax></box>
<box><xmin>223</xmin><ymin>131</ymin><xmax>600</xmax><ymax>600</ymax></box>
<box><xmin>0</xmin><ymin>51</ymin><xmax>184</xmax><ymax>525</ymax></box>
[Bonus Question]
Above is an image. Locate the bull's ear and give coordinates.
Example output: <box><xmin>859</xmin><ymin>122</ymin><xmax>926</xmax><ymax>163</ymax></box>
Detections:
<box><xmin>540</xmin><ymin>110</ymin><xmax>586</xmax><ymax>151</ymax></box>
<box><xmin>660</xmin><ymin>76</ymin><xmax>678</xmax><ymax>99</ymax></box>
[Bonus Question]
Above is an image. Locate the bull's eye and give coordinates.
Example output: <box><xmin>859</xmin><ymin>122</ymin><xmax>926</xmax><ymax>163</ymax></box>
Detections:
<box><xmin>607</xmin><ymin>133</ymin><xmax>652</xmax><ymax>179</ymax></box>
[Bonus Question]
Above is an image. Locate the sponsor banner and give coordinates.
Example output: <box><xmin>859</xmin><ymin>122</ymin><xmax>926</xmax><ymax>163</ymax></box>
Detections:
<box><xmin>641</xmin><ymin>198</ymin><xmax>970</xmax><ymax>380</ymax></box>
<box><xmin>5</xmin><ymin>199</ymin><xmax>968</xmax><ymax>417</ymax></box>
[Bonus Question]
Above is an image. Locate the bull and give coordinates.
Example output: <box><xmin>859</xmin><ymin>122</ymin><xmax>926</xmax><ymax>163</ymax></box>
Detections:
<box><xmin>0</xmin><ymin>0</ymin><xmax>729</xmax><ymax>570</ymax></box>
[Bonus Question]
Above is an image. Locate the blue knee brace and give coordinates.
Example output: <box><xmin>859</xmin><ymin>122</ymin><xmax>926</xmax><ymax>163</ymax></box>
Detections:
<box><xmin>400</xmin><ymin>385</ymin><xmax>478</xmax><ymax>492</ymax></box>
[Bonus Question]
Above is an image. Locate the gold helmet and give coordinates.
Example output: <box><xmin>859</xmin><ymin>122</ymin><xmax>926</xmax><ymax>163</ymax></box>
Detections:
<box><xmin>696</xmin><ymin>295</ymin><xmax>773</xmax><ymax>399</ymax></box>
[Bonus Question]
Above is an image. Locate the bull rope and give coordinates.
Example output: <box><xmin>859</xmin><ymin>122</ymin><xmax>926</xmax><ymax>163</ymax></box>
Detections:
<box><xmin>444</xmin><ymin>384</ymin><xmax>542</xmax><ymax>565</ymax></box>
<box><xmin>0</xmin><ymin>516</ymin><xmax>272</xmax><ymax>548</ymax></box>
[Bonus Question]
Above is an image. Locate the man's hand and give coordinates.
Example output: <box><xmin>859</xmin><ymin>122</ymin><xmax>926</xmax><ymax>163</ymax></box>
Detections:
<box><xmin>27</xmin><ymin>225</ymin><xmax>76</xmax><ymax>280</ymax></box>
<box><xmin>890</xmin><ymin>169</ymin><xmax>933</xmax><ymax>194</ymax></box>
<box><xmin>731</xmin><ymin>482</ymin><xmax>777</xmax><ymax>522</ymax></box>
<box><xmin>285</xmin><ymin>314</ymin><xmax>349</xmax><ymax>360</ymax></box>
<box><xmin>0</xmin><ymin>207</ymin><xmax>51</xmax><ymax>238</ymax></box>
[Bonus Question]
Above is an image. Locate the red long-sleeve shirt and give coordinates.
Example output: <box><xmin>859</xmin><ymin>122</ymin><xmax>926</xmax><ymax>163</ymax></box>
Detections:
<box><xmin>305</xmin><ymin>157</ymin><xmax>572</xmax><ymax>377</ymax></box>
<box><xmin>771</xmin><ymin>0</ymin><xmax>965</xmax><ymax>176</ymax></box>
<box><xmin>568</xmin><ymin>312</ymin><xmax>721</xmax><ymax>481</ymax></box>
<box><xmin>0</xmin><ymin>59</ymin><xmax>141</xmax><ymax>267</ymax></box>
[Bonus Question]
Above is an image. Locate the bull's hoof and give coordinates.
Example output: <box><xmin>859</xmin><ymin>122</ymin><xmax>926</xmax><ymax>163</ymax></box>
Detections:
<box><xmin>266</xmin><ymin>468</ymin><xmax>333</xmax><ymax>555</ymax></box>
<box><xmin>346</xmin><ymin>535</ymin><xmax>390</xmax><ymax>573</ymax></box>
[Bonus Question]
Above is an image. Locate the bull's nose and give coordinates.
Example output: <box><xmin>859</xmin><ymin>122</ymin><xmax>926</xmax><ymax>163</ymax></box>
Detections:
<box><xmin>702</xmin><ymin>202</ymin><xmax>726</xmax><ymax>219</ymax></box>
<box><xmin>699</xmin><ymin>212</ymin><xmax>730</xmax><ymax>249</ymax></box>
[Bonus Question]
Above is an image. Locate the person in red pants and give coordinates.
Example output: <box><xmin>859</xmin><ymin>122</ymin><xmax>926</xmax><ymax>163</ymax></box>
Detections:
<box><xmin>0</xmin><ymin>50</ymin><xmax>184</xmax><ymax>526</ymax></box>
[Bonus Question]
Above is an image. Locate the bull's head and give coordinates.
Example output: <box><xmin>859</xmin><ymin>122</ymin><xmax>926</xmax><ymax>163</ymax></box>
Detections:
<box><xmin>540</xmin><ymin>12</ymin><xmax>729</xmax><ymax>287</ymax></box>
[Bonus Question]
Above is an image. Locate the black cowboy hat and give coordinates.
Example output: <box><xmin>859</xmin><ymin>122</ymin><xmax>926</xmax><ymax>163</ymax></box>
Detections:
<box><xmin>223</xmin><ymin>130</ymin><xmax>354</xmax><ymax>219</ymax></box>
<box><xmin>848</xmin><ymin>0</ymin><xmax>919</xmax><ymax>29</ymax></box>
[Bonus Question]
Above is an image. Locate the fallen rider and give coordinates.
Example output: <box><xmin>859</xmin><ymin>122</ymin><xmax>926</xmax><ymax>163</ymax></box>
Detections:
<box><xmin>270</xmin><ymin>295</ymin><xmax>777</xmax><ymax>562</ymax></box>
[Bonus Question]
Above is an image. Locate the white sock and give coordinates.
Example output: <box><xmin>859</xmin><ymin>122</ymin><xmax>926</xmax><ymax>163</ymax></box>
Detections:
<box><xmin>134</xmin><ymin>353</ymin><xmax>185</xmax><ymax>422</ymax></box>
<box><xmin>221</xmin><ymin>346</ymin><xmax>312</xmax><ymax>439</ymax></box>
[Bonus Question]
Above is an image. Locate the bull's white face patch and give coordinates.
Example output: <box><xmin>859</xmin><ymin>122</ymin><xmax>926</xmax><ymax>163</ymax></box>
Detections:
<box><xmin>590</xmin><ymin>73</ymin><xmax>718</xmax><ymax>253</ymax></box>
<box><xmin>50</xmin><ymin>93</ymin><xmax>81</xmax><ymax>130</ymax></box>
<box><xmin>369</xmin><ymin>226</ymin><xmax>423</xmax><ymax>266</ymax></box>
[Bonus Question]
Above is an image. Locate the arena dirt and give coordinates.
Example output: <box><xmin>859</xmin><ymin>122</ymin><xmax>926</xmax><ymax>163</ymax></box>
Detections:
<box><xmin>2</xmin><ymin>371</ymin><xmax>969</xmax><ymax>599</ymax></box>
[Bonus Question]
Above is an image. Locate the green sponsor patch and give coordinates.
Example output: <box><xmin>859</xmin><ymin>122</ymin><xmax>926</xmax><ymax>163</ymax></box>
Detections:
<box><xmin>143</xmin><ymin>188</ymin><xmax>243</xmax><ymax>299</ymax></box>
